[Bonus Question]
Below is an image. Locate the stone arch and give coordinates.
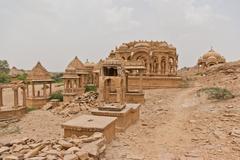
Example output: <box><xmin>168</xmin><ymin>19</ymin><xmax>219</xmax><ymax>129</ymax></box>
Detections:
<box><xmin>102</xmin><ymin>77</ymin><xmax>125</xmax><ymax>103</ymax></box>
<box><xmin>132</xmin><ymin>52</ymin><xmax>150</xmax><ymax>73</ymax></box>
<box><xmin>168</xmin><ymin>57</ymin><xmax>174</xmax><ymax>74</ymax></box>
<box><xmin>208</xmin><ymin>62</ymin><xmax>217</xmax><ymax>67</ymax></box>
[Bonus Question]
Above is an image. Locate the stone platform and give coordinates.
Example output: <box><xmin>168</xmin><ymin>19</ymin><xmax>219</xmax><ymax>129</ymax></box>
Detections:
<box><xmin>128</xmin><ymin>75</ymin><xmax>183</xmax><ymax>89</ymax></box>
<box><xmin>91</xmin><ymin>103</ymin><xmax>141</xmax><ymax>132</ymax></box>
<box><xmin>108</xmin><ymin>92</ymin><xmax>145</xmax><ymax>104</ymax></box>
<box><xmin>62</xmin><ymin>115</ymin><xmax>117</xmax><ymax>143</ymax></box>
<box><xmin>0</xmin><ymin>106</ymin><xmax>26</xmax><ymax>119</ymax></box>
<box><xmin>26</xmin><ymin>97</ymin><xmax>49</xmax><ymax>108</ymax></box>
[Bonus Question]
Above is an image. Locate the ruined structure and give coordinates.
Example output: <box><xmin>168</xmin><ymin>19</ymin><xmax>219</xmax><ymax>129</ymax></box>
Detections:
<box><xmin>108</xmin><ymin>40</ymin><xmax>182</xmax><ymax>89</ymax></box>
<box><xmin>62</xmin><ymin>115</ymin><xmax>117</xmax><ymax>143</ymax></box>
<box><xmin>8</xmin><ymin>66</ymin><xmax>24</xmax><ymax>78</ymax></box>
<box><xmin>91</xmin><ymin>58</ymin><xmax>142</xmax><ymax>131</ymax></box>
<box><xmin>63</xmin><ymin>57</ymin><xmax>89</xmax><ymax>102</ymax></box>
<box><xmin>198</xmin><ymin>48</ymin><xmax>226</xmax><ymax>71</ymax></box>
<box><xmin>84</xmin><ymin>59</ymin><xmax>96</xmax><ymax>84</ymax></box>
<box><xmin>26</xmin><ymin>62</ymin><xmax>53</xmax><ymax>108</ymax></box>
<box><xmin>98</xmin><ymin>58</ymin><xmax>145</xmax><ymax>104</ymax></box>
<box><xmin>0</xmin><ymin>82</ymin><xmax>26</xmax><ymax>119</ymax></box>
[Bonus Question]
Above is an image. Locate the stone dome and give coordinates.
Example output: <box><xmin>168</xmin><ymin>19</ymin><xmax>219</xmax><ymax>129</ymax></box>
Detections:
<box><xmin>119</xmin><ymin>44</ymin><xmax>129</xmax><ymax>50</ymax></box>
<box><xmin>198</xmin><ymin>48</ymin><xmax>226</xmax><ymax>68</ymax></box>
<box><xmin>134</xmin><ymin>42</ymin><xmax>150</xmax><ymax>48</ymax></box>
<box><xmin>202</xmin><ymin>49</ymin><xmax>224</xmax><ymax>60</ymax></box>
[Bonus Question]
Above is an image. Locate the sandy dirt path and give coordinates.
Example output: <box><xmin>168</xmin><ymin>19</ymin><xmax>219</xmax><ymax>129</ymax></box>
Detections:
<box><xmin>105</xmin><ymin>87</ymin><xmax>207</xmax><ymax>160</ymax></box>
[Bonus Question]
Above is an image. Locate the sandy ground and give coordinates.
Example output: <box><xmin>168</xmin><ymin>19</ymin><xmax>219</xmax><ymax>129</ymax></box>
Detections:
<box><xmin>105</xmin><ymin>87</ymin><xmax>240</xmax><ymax>160</ymax></box>
<box><xmin>0</xmin><ymin>83</ymin><xmax>240</xmax><ymax>159</ymax></box>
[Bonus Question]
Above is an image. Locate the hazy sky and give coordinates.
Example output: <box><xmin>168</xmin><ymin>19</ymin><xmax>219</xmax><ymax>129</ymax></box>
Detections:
<box><xmin>0</xmin><ymin>0</ymin><xmax>239</xmax><ymax>72</ymax></box>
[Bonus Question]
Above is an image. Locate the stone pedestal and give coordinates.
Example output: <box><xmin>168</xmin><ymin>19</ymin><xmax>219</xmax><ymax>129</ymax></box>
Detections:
<box><xmin>91</xmin><ymin>103</ymin><xmax>141</xmax><ymax>132</ymax></box>
<box><xmin>26</xmin><ymin>97</ymin><xmax>48</xmax><ymax>108</ymax></box>
<box><xmin>108</xmin><ymin>92</ymin><xmax>145</xmax><ymax>104</ymax></box>
<box><xmin>62</xmin><ymin>115</ymin><xmax>117</xmax><ymax>143</ymax></box>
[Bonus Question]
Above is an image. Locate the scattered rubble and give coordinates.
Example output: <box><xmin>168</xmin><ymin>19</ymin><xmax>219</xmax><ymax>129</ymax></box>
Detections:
<box><xmin>0</xmin><ymin>132</ymin><xmax>106</xmax><ymax>160</ymax></box>
<box><xmin>43</xmin><ymin>92</ymin><xmax>99</xmax><ymax>117</ymax></box>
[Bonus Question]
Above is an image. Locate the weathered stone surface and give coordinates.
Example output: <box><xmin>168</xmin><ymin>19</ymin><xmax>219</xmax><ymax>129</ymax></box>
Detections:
<box><xmin>64</xmin><ymin>147</ymin><xmax>81</xmax><ymax>155</ymax></box>
<box><xmin>58</xmin><ymin>140</ymin><xmax>73</xmax><ymax>149</ymax></box>
<box><xmin>0</xmin><ymin>133</ymin><xmax>105</xmax><ymax>160</ymax></box>
<box><xmin>75</xmin><ymin>150</ymin><xmax>89</xmax><ymax>160</ymax></box>
<box><xmin>2</xmin><ymin>155</ymin><xmax>19</xmax><ymax>160</ymax></box>
<box><xmin>63</xmin><ymin>154</ymin><xmax>78</xmax><ymax>160</ymax></box>
<box><xmin>0</xmin><ymin>146</ymin><xmax>10</xmax><ymax>154</ymax></box>
<box><xmin>27</xmin><ymin>157</ymin><xmax>47</xmax><ymax>160</ymax></box>
<box><xmin>24</xmin><ymin>145</ymin><xmax>44</xmax><ymax>158</ymax></box>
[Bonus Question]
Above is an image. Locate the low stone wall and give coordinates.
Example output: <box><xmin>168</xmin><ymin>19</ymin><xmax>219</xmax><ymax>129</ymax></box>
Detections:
<box><xmin>0</xmin><ymin>107</ymin><xmax>26</xmax><ymax>119</ymax></box>
<box><xmin>26</xmin><ymin>97</ymin><xmax>48</xmax><ymax>108</ymax></box>
<box><xmin>108</xmin><ymin>92</ymin><xmax>145</xmax><ymax>104</ymax></box>
<box><xmin>128</xmin><ymin>75</ymin><xmax>183</xmax><ymax>89</ymax></box>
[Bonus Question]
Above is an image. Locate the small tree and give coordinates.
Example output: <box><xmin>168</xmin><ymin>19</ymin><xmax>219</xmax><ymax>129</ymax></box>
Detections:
<box><xmin>16</xmin><ymin>73</ymin><xmax>27</xmax><ymax>81</ymax></box>
<box><xmin>49</xmin><ymin>91</ymin><xmax>63</xmax><ymax>101</ymax></box>
<box><xmin>0</xmin><ymin>72</ymin><xmax>11</xmax><ymax>83</ymax></box>
<box><xmin>0</xmin><ymin>60</ymin><xmax>10</xmax><ymax>73</ymax></box>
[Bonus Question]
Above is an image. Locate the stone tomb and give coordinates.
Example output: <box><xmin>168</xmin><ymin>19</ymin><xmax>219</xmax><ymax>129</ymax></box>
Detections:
<box><xmin>0</xmin><ymin>82</ymin><xmax>27</xmax><ymax>119</ymax></box>
<box><xmin>62</xmin><ymin>115</ymin><xmax>117</xmax><ymax>143</ymax></box>
<box><xmin>91</xmin><ymin>103</ymin><xmax>141</xmax><ymax>132</ymax></box>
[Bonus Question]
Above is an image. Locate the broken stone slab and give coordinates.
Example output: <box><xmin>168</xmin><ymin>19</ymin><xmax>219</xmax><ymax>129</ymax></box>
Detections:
<box><xmin>0</xmin><ymin>146</ymin><xmax>10</xmax><ymax>154</ymax></box>
<box><xmin>63</xmin><ymin>154</ymin><xmax>78</xmax><ymax>160</ymax></box>
<box><xmin>230</xmin><ymin>128</ymin><xmax>240</xmax><ymax>138</ymax></box>
<box><xmin>2</xmin><ymin>155</ymin><xmax>19</xmax><ymax>160</ymax></box>
<box><xmin>24</xmin><ymin>145</ymin><xmax>44</xmax><ymax>159</ymax></box>
<box><xmin>75</xmin><ymin>150</ymin><xmax>89</xmax><ymax>160</ymax></box>
<box><xmin>58</xmin><ymin>140</ymin><xmax>73</xmax><ymax>149</ymax></box>
<box><xmin>64</xmin><ymin>147</ymin><xmax>81</xmax><ymax>155</ymax></box>
<box><xmin>45</xmin><ymin>149</ymin><xmax>62</xmax><ymax>157</ymax></box>
<box><xmin>27</xmin><ymin>157</ymin><xmax>47</xmax><ymax>160</ymax></box>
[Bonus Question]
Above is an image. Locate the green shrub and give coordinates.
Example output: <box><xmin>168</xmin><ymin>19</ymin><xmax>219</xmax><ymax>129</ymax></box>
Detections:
<box><xmin>85</xmin><ymin>84</ymin><xmax>97</xmax><ymax>92</ymax></box>
<box><xmin>0</xmin><ymin>72</ymin><xmax>11</xmax><ymax>83</ymax></box>
<box><xmin>197</xmin><ymin>87</ymin><xmax>234</xmax><ymax>100</ymax></box>
<box><xmin>49</xmin><ymin>91</ymin><xmax>63</xmax><ymax>101</ymax></box>
<box><xmin>16</xmin><ymin>73</ymin><xmax>27</xmax><ymax>81</ymax></box>
<box><xmin>26</xmin><ymin>107</ymin><xmax>37</xmax><ymax>113</ymax></box>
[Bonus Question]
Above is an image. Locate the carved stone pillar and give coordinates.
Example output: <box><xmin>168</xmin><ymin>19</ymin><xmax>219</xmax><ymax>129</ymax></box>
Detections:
<box><xmin>13</xmin><ymin>88</ymin><xmax>19</xmax><ymax>107</ymax></box>
<box><xmin>146</xmin><ymin>63</ymin><xmax>150</xmax><ymax>74</ymax></box>
<box><xmin>125</xmin><ymin>73</ymin><xmax>128</xmax><ymax>93</ymax></box>
<box><xmin>76</xmin><ymin>79</ymin><xmax>79</xmax><ymax>89</ymax></box>
<box><xmin>22</xmin><ymin>88</ymin><xmax>26</xmax><ymax>107</ymax></box>
<box><xmin>139</xmin><ymin>71</ymin><xmax>143</xmax><ymax>93</ymax></box>
<box><xmin>50</xmin><ymin>82</ymin><xmax>52</xmax><ymax>95</ymax></box>
<box><xmin>43</xmin><ymin>83</ymin><xmax>47</xmax><ymax>97</ymax></box>
<box><xmin>32</xmin><ymin>83</ymin><xmax>35</xmax><ymax>97</ymax></box>
<box><xmin>0</xmin><ymin>88</ymin><xmax>3</xmax><ymax>107</ymax></box>
<box><xmin>166</xmin><ymin>56</ymin><xmax>169</xmax><ymax>75</ymax></box>
<box><xmin>27</xmin><ymin>84</ymin><xmax>29</xmax><ymax>97</ymax></box>
<box><xmin>81</xmin><ymin>75</ymin><xmax>85</xmax><ymax>88</ymax></box>
<box><xmin>158</xmin><ymin>56</ymin><xmax>162</xmax><ymax>74</ymax></box>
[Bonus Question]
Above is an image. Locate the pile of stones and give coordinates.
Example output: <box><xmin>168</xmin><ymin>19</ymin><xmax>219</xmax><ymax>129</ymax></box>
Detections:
<box><xmin>43</xmin><ymin>92</ymin><xmax>99</xmax><ymax>117</ymax></box>
<box><xmin>0</xmin><ymin>132</ymin><xmax>106</xmax><ymax>160</ymax></box>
